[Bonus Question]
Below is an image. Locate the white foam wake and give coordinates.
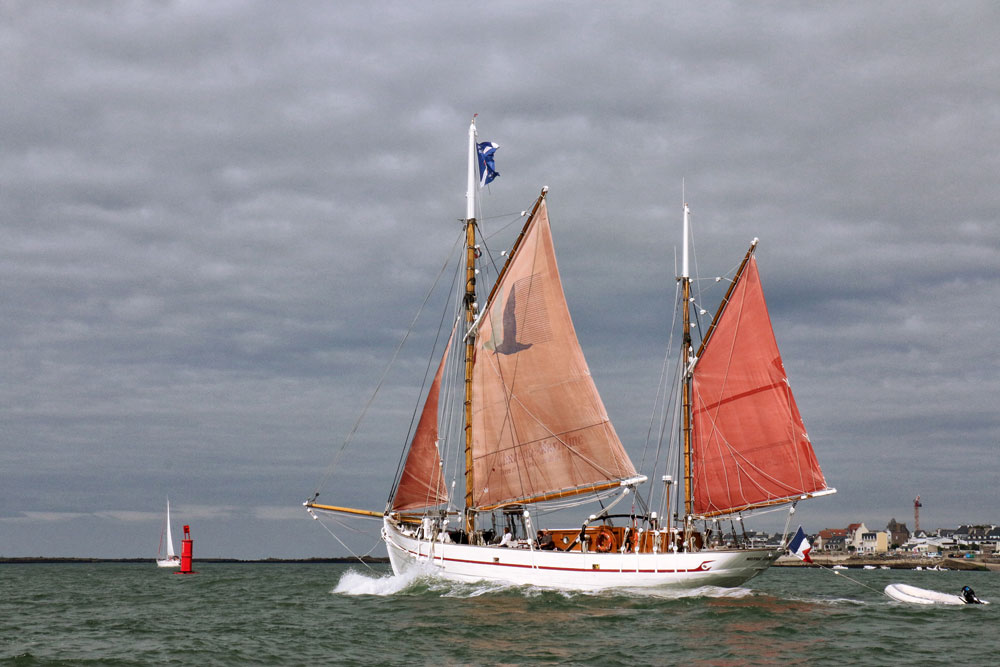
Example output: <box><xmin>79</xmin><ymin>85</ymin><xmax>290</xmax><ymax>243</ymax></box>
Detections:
<box><xmin>332</xmin><ymin>568</ymin><xmax>425</xmax><ymax>596</ymax></box>
<box><xmin>599</xmin><ymin>584</ymin><xmax>755</xmax><ymax>599</ymax></box>
<box><xmin>332</xmin><ymin>567</ymin><xmax>759</xmax><ymax>600</ymax></box>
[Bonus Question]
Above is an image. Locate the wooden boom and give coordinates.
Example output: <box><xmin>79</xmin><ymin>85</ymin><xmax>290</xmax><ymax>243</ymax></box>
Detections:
<box><xmin>305</xmin><ymin>502</ymin><xmax>383</xmax><ymax>518</ymax></box>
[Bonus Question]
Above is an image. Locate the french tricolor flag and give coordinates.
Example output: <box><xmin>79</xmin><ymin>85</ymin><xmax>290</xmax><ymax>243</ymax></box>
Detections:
<box><xmin>788</xmin><ymin>526</ymin><xmax>813</xmax><ymax>563</ymax></box>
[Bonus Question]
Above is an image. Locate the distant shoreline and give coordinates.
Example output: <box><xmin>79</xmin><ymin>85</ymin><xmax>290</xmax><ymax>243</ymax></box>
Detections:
<box><xmin>0</xmin><ymin>557</ymin><xmax>390</xmax><ymax>564</ymax></box>
<box><xmin>775</xmin><ymin>554</ymin><xmax>994</xmax><ymax>571</ymax></box>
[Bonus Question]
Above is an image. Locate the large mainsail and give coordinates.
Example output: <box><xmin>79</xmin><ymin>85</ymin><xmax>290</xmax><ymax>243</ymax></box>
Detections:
<box><xmin>690</xmin><ymin>253</ymin><xmax>828</xmax><ymax>517</ymax></box>
<box><xmin>470</xmin><ymin>199</ymin><xmax>636</xmax><ymax>510</ymax></box>
<box><xmin>391</xmin><ymin>327</ymin><xmax>453</xmax><ymax>511</ymax></box>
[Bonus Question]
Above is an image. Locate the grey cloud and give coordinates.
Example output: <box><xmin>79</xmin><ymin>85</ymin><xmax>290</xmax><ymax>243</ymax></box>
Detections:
<box><xmin>2</xmin><ymin>1</ymin><xmax>997</xmax><ymax>557</ymax></box>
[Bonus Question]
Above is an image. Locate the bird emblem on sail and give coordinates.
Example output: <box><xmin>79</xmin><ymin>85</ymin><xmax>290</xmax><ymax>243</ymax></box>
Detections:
<box><xmin>482</xmin><ymin>286</ymin><xmax>533</xmax><ymax>355</ymax></box>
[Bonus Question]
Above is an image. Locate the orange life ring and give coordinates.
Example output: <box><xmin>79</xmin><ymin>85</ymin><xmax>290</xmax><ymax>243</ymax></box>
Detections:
<box><xmin>594</xmin><ymin>527</ymin><xmax>615</xmax><ymax>553</ymax></box>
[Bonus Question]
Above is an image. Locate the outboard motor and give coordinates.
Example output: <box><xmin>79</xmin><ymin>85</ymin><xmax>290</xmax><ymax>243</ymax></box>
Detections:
<box><xmin>961</xmin><ymin>586</ymin><xmax>982</xmax><ymax>604</ymax></box>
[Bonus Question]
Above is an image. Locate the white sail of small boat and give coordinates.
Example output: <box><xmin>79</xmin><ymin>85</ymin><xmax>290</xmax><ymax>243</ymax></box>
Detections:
<box><xmin>305</xmin><ymin>118</ymin><xmax>835</xmax><ymax>590</ymax></box>
<box><xmin>156</xmin><ymin>499</ymin><xmax>181</xmax><ymax>568</ymax></box>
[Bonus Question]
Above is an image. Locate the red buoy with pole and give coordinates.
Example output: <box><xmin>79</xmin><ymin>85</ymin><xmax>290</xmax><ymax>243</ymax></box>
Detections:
<box><xmin>177</xmin><ymin>524</ymin><xmax>196</xmax><ymax>574</ymax></box>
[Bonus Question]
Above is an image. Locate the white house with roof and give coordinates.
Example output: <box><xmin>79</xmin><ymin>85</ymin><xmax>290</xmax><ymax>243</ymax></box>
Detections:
<box><xmin>903</xmin><ymin>535</ymin><xmax>954</xmax><ymax>555</ymax></box>
<box><xmin>847</xmin><ymin>523</ymin><xmax>868</xmax><ymax>551</ymax></box>
<box><xmin>859</xmin><ymin>530</ymin><xmax>889</xmax><ymax>553</ymax></box>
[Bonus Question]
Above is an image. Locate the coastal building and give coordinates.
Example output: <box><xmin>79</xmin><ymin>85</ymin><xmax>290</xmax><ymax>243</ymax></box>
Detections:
<box><xmin>763</xmin><ymin>533</ymin><xmax>785</xmax><ymax>549</ymax></box>
<box><xmin>859</xmin><ymin>531</ymin><xmax>889</xmax><ymax>554</ymax></box>
<box><xmin>815</xmin><ymin>528</ymin><xmax>847</xmax><ymax>552</ymax></box>
<box><xmin>903</xmin><ymin>535</ymin><xmax>954</xmax><ymax>555</ymax></box>
<box><xmin>847</xmin><ymin>523</ymin><xmax>868</xmax><ymax>551</ymax></box>
<box><xmin>984</xmin><ymin>528</ymin><xmax>1000</xmax><ymax>554</ymax></box>
<box><xmin>814</xmin><ymin>522</ymin><xmax>877</xmax><ymax>553</ymax></box>
<box><xmin>954</xmin><ymin>525</ymin><xmax>999</xmax><ymax>547</ymax></box>
<box><xmin>886</xmin><ymin>518</ymin><xmax>909</xmax><ymax>548</ymax></box>
<box><xmin>811</xmin><ymin>521</ymin><xmax>998</xmax><ymax>554</ymax></box>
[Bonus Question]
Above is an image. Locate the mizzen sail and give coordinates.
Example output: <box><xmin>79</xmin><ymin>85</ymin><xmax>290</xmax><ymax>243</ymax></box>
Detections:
<box><xmin>391</xmin><ymin>326</ymin><xmax>454</xmax><ymax>511</ymax></box>
<box><xmin>691</xmin><ymin>253</ymin><xmax>828</xmax><ymax>517</ymax></box>
<box><xmin>470</xmin><ymin>199</ymin><xmax>636</xmax><ymax>509</ymax></box>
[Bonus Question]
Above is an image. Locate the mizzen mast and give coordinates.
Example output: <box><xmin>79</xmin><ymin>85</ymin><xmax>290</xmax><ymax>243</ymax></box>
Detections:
<box><xmin>680</xmin><ymin>202</ymin><xmax>694</xmax><ymax>524</ymax></box>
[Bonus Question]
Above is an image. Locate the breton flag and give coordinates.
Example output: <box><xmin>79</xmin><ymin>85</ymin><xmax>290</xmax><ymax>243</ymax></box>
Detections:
<box><xmin>477</xmin><ymin>141</ymin><xmax>499</xmax><ymax>186</ymax></box>
<box><xmin>788</xmin><ymin>526</ymin><xmax>813</xmax><ymax>563</ymax></box>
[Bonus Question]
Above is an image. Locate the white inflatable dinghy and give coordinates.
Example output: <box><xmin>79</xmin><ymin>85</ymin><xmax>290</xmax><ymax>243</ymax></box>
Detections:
<box><xmin>884</xmin><ymin>583</ymin><xmax>989</xmax><ymax>606</ymax></box>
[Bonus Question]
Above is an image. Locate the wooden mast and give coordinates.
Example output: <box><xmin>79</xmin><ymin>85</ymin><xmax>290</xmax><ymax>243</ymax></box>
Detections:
<box><xmin>680</xmin><ymin>202</ymin><xmax>694</xmax><ymax>527</ymax></box>
<box><xmin>680</xmin><ymin>205</ymin><xmax>760</xmax><ymax>528</ymax></box>
<box><xmin>463</xmin><ymin>118</ymin><xmax>478</xmax><ymax>534</ymax></box>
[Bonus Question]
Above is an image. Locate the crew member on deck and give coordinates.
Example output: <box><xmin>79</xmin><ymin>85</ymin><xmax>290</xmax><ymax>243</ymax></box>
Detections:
<box><xmin>537</xmin><ymin>530</ymin><xmax>555</xmax><ymax>550</ymax></box>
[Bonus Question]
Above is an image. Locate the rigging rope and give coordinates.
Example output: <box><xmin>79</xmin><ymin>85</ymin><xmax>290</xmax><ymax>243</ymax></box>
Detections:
<box><xmin>818</xmin><ymin>563</ymin><xmax>890</xmax><ymax>597</ymax></box>
<box><xmin>639</xmin><ymin>278</ymin><xmax>683</xmax><ymax>516</ymax></box>
<box><xmin>308</xmin><ymin>510</ymin><xmax>381</xmax><ymax>572</ymax></box>
<box><xmin>311</xmin><ymin>230</ymin><xmax>465</xmax><ymax>501</ymax></box>
<box><xmin>387</xmin><ymin>242</ymin><xmax>465</xmax><ymax>508</ymax></box>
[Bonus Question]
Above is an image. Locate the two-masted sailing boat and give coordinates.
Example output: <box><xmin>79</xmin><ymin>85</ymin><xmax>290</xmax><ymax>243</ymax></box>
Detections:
<box><xmin>305</xmin><ymin>119</ymin><xmax>834</xmax><ymax>590</ymax></box>
<box><xmin>156</xmin><ymin>499</ymin><xmax>181</xmax><ymax>568</ymax></box>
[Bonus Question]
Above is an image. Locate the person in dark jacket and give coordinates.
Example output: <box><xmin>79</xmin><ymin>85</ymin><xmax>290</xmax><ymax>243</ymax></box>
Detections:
<box><xmin>961</xmin><ymin>586</ymin><xmax>982</xmax><ymax>604</ymax></box>
<box><xmin>537</xmin><ymin>530</ymin><xmax>555</xmax><ymax>550</ymax></box>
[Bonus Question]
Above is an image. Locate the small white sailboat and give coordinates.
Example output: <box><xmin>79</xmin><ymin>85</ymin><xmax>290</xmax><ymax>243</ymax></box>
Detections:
<box><xmin>156</xmin><ymin>499</ymin><xmax>181</xmax><ymax>568</ymax></box>
<box><xmin>305</xmin><ymin>118</ymin><xmax>835</xmax><ymax>590</ymax></box>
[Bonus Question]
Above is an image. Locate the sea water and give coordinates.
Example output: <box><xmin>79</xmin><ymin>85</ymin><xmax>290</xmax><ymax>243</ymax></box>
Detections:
<box><xmin>1</xmin><ymin>562</ymin><xmax>995</xmax><ymax>665</ymax></box>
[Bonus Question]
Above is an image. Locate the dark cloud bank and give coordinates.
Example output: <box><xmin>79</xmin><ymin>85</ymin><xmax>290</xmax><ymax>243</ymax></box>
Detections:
<box><xmin>2</xmin><ymin>2</ymin><xmax>997</xmax><ymax>557</ymax></box>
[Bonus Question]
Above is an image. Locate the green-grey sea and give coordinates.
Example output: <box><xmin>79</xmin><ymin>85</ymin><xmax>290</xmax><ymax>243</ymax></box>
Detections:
<box><xmin>1</xmin><ymin>562</ymin><xmax>995</xmax><ymax>665</ymax></box>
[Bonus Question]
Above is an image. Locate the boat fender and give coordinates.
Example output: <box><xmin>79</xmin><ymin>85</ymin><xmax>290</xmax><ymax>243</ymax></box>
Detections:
<box><xmin>595</xmin><ymin>527</ymin><xmax>615</xmax><ymax>553</ymax></box>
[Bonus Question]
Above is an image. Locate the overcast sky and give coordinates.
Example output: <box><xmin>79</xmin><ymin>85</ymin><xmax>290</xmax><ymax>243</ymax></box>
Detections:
<box><xmin>3</xmin><ymin>2</ymin><xmax>998</xmax><ymax>558</ymax></box>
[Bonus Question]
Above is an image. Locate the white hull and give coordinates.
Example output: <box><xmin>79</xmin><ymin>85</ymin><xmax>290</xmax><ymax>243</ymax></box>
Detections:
<box><xmin>884</xmin><ymin>583</ymin><xmax>988</xmax><ymax>606</ymax></box>
<box><xmin>382</xmin><ymin>518</ymin><xmax>778</xmax><ymax>590</ymax></box>
<box><xmin>156</xmin><ymin>557</ymin><xmax>180</xmax><ymax>568</ymax></box>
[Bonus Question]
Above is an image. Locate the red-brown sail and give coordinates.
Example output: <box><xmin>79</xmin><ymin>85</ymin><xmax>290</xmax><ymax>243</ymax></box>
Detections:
<box><xmin>470</xmin><ymin>200</ymin><xmax>636</xmax><ymax>509</ymax></box>
<box><xmin>691</xmin><ymin>255</ymin><xmax>827</xmax><ymax>517</ymax></box>
<box><xmin>391</xmin><ymin>327</ymin><xmax>453</xmax><ymax>511</ymax></box>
